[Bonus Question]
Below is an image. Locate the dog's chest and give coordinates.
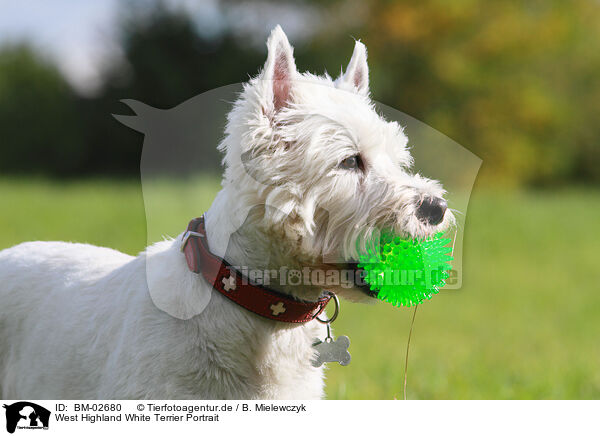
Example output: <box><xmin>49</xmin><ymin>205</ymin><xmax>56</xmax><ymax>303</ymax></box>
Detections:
<box><xmin>251</xmin><ymin>322</ymin><xmax>326</xmax><ymax>399</ymax></box>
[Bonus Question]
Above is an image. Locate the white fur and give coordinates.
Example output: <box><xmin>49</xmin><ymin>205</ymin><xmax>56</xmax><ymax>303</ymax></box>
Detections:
<box><xmin>0</xmin><ymin>26</ymin><xmax>452</xmax><ymax>399</ymax></box>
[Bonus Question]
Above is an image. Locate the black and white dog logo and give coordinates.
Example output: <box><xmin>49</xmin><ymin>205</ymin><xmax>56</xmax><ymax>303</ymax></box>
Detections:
<box><xmin>2</xmin><ymin>402</ymin><xmax>50</xmax><ymax>434</ymax></box>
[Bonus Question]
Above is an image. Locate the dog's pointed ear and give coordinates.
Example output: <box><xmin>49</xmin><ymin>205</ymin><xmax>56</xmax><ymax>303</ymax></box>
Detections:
<box><xmin>338</xmin><ymin>41</ymin><xmax>370</xmax><ymax>96</ymax></box>
<box><xmin>261</xmin><ymin>25</ymin><xmax>297</xmax><ymax>113</ymax></box>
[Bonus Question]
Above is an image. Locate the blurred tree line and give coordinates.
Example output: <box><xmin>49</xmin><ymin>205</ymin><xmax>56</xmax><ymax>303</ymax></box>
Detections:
<box><xmin>0</xmin><ymin>0</ymin><xmax>599</xmax><ymax>185</ymax></box>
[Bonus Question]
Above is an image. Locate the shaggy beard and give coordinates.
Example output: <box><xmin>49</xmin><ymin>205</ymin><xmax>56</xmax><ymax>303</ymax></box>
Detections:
<box><xmin>301</xmin><ymin>176</ymin><xmax>455</xmax><ymax>265</ymax></box>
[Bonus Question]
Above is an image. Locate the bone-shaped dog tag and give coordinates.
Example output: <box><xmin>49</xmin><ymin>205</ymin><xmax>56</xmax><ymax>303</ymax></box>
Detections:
<box><xmin>311</xmin><ymin>336</ymin><xmax>351</xmax><ymax>367</ymax></box>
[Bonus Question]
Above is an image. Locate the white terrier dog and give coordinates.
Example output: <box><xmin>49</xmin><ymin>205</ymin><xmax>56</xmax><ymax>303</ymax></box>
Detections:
<box><xmin>0</xmin><ymin>26</ymin><xmax>451</xmax><ymax>399</ymax></box>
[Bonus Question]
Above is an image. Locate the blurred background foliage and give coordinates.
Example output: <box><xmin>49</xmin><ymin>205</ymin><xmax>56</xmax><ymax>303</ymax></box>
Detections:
<box><xmin>1</xmin><ymin>0</ymin><xmax>599</xmax><ymax>185</ymax></box>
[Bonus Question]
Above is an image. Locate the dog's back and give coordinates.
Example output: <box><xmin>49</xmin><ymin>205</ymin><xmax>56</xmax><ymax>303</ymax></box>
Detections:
<box><xmin>0</xmin><ymin>241</ymin><xmax>134</xmax><ymax>398</ymax></box>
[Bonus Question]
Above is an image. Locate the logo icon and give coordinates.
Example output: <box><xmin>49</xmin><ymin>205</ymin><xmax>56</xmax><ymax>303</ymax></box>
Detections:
<box><xmin>2</xmin><ymin>402</ymin><xmax>50</xmax><ymax>434</ymax></box>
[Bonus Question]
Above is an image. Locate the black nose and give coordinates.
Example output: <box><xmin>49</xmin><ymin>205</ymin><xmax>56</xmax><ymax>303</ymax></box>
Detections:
<box><xmin>416</xmin><ymin>196</ymin><xmax>447</xmax><ymax>225</ymax></box>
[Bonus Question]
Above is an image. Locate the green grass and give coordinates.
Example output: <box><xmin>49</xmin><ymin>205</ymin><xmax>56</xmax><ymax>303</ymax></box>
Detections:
<box><xmin>1</xmin><ymin>178</ymin><xmax>599</xmax><ymax>399</ymax></box>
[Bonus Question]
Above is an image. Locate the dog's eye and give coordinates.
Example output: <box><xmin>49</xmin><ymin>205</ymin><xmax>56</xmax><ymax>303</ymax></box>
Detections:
<box><xmin>339</xmin><ymin>155</ymin><xmax>360</xmax><ymax>170</ymax></box>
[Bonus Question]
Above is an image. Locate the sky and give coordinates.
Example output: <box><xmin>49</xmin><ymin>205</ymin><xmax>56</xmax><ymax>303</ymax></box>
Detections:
<box><xmin>0</xmin><ymin>0</ymin><xmax>317</xmax><ymax>94</ymax></box>
<box><xmin>0</xmin><ymin>0</ymin><xmax>122</xmax><ymax>92</ymax></box>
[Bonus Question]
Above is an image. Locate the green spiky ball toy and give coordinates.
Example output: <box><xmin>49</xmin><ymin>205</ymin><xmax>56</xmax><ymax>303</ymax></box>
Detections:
<box><xmin>357</xmin><ymin>232</ymin><xmax>453</xmax><ymax>307</ymax></box>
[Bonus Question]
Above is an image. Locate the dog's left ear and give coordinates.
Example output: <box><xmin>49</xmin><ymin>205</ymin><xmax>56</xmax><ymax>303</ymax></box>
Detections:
<box><xmin>261</xmin><ymin>25</ymin><xmax>297</xmax><ymax>114</ymax></box>
<box><xmin>338</xmin><ymin>41</ymin><xmax>370</xmax><ymax>96</ymax></box>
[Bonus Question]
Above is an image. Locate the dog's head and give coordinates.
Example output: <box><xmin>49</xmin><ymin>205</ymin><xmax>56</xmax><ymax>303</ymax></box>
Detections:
<box><xmin>219</xmin><ymin>26</ymin><xmax>454</xmax><ymax>300</ymax></box>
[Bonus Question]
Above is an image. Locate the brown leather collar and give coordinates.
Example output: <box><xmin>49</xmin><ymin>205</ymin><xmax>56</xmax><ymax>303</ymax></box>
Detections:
<box><xmin>181</xmin><ymin>216</ymin><xmax>331</xmax><ymax>323</ymax></box>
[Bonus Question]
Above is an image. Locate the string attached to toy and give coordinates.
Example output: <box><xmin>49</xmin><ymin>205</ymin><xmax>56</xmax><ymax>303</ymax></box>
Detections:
<box><xmin>357</xmin><ymin>229</ymin><xmax>455</xmax><ymax>399</ymax></box>
<box><xmin>403</xmin><ymin>304</ymin><xmax>418</xmax><ymax>400</ymax></box>
<box><xmin>400</xmin><ymin>230</ymin><xmax>458</xmax><ymax>399</ymax></box>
